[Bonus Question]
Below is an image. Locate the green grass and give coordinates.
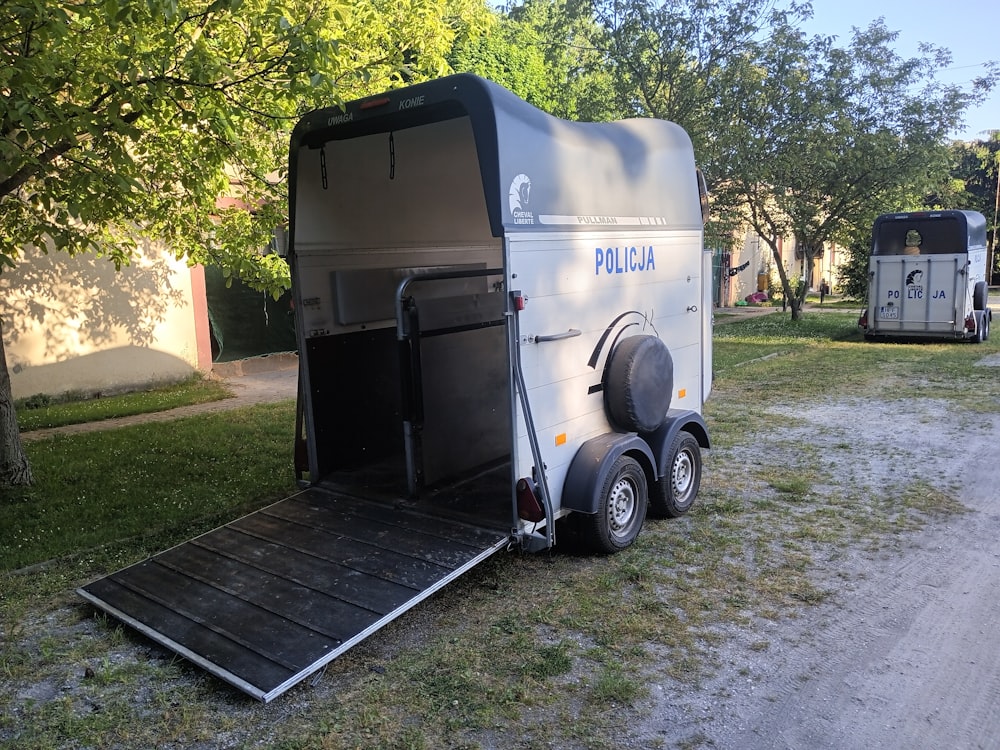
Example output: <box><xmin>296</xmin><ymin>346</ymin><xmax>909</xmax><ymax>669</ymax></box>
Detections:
<box><xmin>2</xmin><ymin>402</ymin><xmax>298</xmax><ymax>572</ymax></box>
<box><xmin>16</xmin><ymin>375</ymin><xmax>233</xmax><ymax>432</ymax></box>
<box><xmin>1</xmin><ymin>311</ymin><xmax>997</xmax><ymax>750</ymax></box>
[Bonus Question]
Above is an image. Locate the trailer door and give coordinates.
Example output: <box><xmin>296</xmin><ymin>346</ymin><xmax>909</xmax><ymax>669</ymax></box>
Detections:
<box><xmin>869</xmin><ymin>254</ymin><xmax>967</xmax><ymax>336</ymax></box>
<box><xmin>79</xmin><ymin>488</ymin><xmax>507</xmax><ymax>702</ymax></box>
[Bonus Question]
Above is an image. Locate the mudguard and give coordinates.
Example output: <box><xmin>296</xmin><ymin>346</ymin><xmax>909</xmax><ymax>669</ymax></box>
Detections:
<box><xmin>562</xmin><ymin>432</ymin><xmax>656</xmax><ymax>515</ymax></box>
<box><xmin>642</xmin><ymin>409</ymin><xmax>711</xmax><ymax>479</ymax></box>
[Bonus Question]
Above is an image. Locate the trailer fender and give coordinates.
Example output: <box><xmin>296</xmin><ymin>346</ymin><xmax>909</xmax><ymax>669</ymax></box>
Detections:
<box><xmin>604</xmin><ymin>334</ymin><xmax>674</xmax><ymax>433</ymax></box>
<box><xmin>562</xmin><ymin>433</ymin><xmax>656</xmax><ymax>515</ymax></box>
<box><xmin>642</xmin><ymin>410</ymin><xmax>711</xmax><ymax>471</ymax></box>
<box><xmin>642</xmin><ymin>411</ymin><xmax>710</xmax><ymax>517</ymax></box>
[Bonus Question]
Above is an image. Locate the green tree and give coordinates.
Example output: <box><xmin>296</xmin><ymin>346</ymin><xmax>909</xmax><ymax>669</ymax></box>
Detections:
<box><xmin>583</xmin><ymin>0</ymin><xmax>815</xmax><ymax>249</ymax></box>
<box><xmin>449</xmin><ymin>0</ymin><xmax>615</xmax><ymax>121</ymax></box>
<box><xmin>713</xmin><ymin>17</ymin><xmax>997</xmax><ymax>318</ymax></box>
<box><xmin>588</xmin><ymin>0</ymin><xmax>774</xmax><ymax>128</ymax></box>
<box><xmin>0</xmin><ymin>0</ymin><xmax>489</xmax><ymax>486</ymax></box>
<box><xmin>946</xmin><ymin>134</ymin><xmax>1000</xmax><ymax>277</ymax></box>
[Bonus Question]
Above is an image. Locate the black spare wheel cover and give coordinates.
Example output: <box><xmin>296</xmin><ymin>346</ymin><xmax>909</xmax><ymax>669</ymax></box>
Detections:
<box><xmin>604</xmin><ymin>334</ymin><xmax>673</xmax><ymax>433</ymax></box>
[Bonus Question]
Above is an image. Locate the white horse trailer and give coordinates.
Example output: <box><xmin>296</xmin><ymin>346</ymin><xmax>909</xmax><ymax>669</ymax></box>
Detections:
<box><xmin>859</xmin><ymin>210</ymin><xmax>991</xmax><ymax>342</ymax></box>
<box><xmin>79</xmin><ymin>75</ymin><xmax>713</xmax><ymax>702</ymax></box>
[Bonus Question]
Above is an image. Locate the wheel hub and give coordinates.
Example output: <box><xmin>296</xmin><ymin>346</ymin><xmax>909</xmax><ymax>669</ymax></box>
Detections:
<box><xmin>608</xmin><ymin>477</ymin><xmax>636</xmax><ymax>532</ymax></box>
<box><xmin>672</xmin><ymin>451</ymin><xmax>693</xmax><ymax>499</ymax></box>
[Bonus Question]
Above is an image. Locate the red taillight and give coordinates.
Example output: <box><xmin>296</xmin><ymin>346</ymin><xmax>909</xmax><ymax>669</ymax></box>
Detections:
<box><xmin>360</xmin><ymin>96</ymin><xmax>391</xmax><ymax>110</ymax></box>
<box><xmin>966</xmin><ymin>314</ymin><xmax>976</xmax><ymax>332</ymax></box>
<box><xmin>516</xmin><ymin>478</ymin><xmax>545</xmax><ymax>522</ymax></box>
<box><xmin>858</xmin><ymin>310</ymin><xmax>868</xmax><ymax>329</ymax></box>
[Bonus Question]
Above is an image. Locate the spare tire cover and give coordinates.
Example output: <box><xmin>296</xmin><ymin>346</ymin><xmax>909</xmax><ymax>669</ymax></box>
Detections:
<box><xmin>974</xmin><ymin>281</ymin><xmax>988</xmax><ymax>311</ymax></box>
<box><xmin>604</xmin><ymin>335</ymin><xmax>673</xmax><ymax>433</ymax></box>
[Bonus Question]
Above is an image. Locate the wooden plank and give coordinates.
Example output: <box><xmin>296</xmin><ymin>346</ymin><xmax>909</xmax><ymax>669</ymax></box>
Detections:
<box><xmin>154</xmin><ymin>543</ymin><xmax>383</xmax><ymax>638</ymax></box>
<box><xmin>230</xmin><ymin>513</ymin><xmax>452</xmax><ymax>590</ymax></box>
<box><xmin>193</xmin><ymin>526</ymin><xmax>419</xmax><ymax>614</ymax></box>
<box><xmin>291</xmin><ymin>487</ymin><xmax>510</xmax><ymax>545</ymax></box>
<box><xmin>80</xmin><ymin>576</ymin><xmax>293</xmax><ymax>698</ymax></box>
<box><xmin>108</xmin><ymin>559</ymin><xmax>337</xmax><ymax>671</ymax></box>
<box><xmin>262</xmin><ymin>499</ymin><xmax>493</xmax><ymax>567</ymax></box>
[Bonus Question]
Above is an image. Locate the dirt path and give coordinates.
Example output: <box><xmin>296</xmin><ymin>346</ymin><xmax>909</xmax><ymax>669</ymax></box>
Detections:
<box><xmin>639</xmin><ymin>398</ymin><xmax>1000</xmax><ymax>749</ymax></box>
<box><xmin>20</xmin><ymin>363</ymin><xmax>298</xmax><ymax>443</ymax></box>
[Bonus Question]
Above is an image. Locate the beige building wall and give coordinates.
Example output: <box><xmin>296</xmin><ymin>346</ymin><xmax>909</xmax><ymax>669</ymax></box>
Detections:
<box><xmin>729</xmin><ymin>233</ymin><xmax>774</xmax><ymax>303</ymax></box>
<box><xmin>722</xmin><ymin>230</ymin><xmax>847</xmax><ymax>306</ymax></box>
<box><xmin>2</xmin><ymin>241</ymin><xmax>212</xmax><ymax>401</ymax></box>
<box><xmin>777</xmin><ymin>239</ymin><xmax>844</xmax><ymax>294</ymax></box>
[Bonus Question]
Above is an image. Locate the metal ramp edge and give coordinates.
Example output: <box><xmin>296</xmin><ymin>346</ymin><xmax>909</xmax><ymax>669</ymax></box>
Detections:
<box><xmin>77</xmin><ymin>487</ymin><xmax>510</xmax><ymax>702</ymax></box>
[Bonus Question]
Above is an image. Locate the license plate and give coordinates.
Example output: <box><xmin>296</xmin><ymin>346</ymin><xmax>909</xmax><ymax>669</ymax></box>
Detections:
<box><xmin>878</xmin><ymin>306</ymin><xmax>899</xmax><ymax>320</ymax></box>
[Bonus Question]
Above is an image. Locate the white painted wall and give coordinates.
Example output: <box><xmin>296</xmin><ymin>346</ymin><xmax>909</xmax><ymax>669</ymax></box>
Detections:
<box><xmin>2</xmin><ymin>241</ymin><xmax>210</xmax><ymax>400</ymax></box>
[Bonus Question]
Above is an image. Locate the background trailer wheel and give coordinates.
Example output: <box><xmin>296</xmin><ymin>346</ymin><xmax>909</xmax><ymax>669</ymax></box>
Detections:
<box><xmin>974</xmin><ymin>311</ymin><xmax>988</xmax><ymax>343</ymax></box>
<box><xmin>581</xmin><ymin>455</ymin><xmax>648</xmax><ymax>553</ymax></box>
<box><xmin>649</xmin><ymin>430</ymin><xmax>702</xmax><ymax>518</ymax></box>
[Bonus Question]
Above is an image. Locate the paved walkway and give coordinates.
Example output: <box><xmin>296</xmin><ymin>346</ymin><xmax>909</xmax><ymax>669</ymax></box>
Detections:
<box><xmin>714</xmin><ymin>300</ymin><xmax>859</xmax><ymax>324</ymax></box>
<box><xmin>21</xmin><ymin>359</ymin><xmax>299</xmax><ymax>443</ymax></box>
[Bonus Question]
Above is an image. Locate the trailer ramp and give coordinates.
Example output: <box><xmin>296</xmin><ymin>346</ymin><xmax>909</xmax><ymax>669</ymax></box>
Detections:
<box><xmin>78</xmin><ymin>488</ymin><xmax>509</xmax><ymax>702</ymax></box>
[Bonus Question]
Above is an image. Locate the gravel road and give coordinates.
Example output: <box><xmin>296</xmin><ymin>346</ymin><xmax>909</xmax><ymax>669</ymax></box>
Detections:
<box><xmin>637</xmin><ymin>394</ymin><xmax>1000</xmax><ymax>749</ymax></box>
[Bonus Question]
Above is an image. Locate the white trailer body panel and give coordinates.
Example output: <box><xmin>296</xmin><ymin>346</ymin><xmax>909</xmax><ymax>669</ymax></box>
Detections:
<box><xmin>868</xmin><ymin>254</ymin><xmax>972</xmax><ymax>336</ymax></box>
<box><xmin>507</xmin><ymin>231</ymin><xmax>705</xmax><ymax>509</ymax></box>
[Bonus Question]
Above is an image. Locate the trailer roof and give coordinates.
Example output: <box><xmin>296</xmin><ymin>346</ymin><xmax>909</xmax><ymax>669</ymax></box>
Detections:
<box><xmin>290</xmin><ymin>74</ymin><xmax>704</xmax><ymax>237</ymax></box>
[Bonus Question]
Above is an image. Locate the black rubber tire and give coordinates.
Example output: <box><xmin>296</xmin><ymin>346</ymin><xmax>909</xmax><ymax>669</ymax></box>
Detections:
<box><xmin>604</xmin><ymin>335</ymin><xmax>673</xmax><ymax>433</ymax></box>
<box><xmin>581</xmin><ymin>455</ymin><xmax>648</xmax><ymax>553</ymax></box>
<box><xmin>974</xmin><ymin>311</ymin><xmax>989</xmax><ymax>343</ymax></box>
<box><xmin>974</xmin><ymin>281</ymin><xmax>988</xmax><ymax>311</ymax></box>
<box><xmin>649</xmin><ymin>431</ymin><xmax>702</xmax><ymax>518</ymax></box>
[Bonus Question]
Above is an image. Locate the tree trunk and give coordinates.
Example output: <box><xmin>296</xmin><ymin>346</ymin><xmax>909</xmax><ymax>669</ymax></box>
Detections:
<box><xmin>767</xmin><ymin>241</ymin><xmax>804</xmax><ymax>320</ymax></box>
<box><xmin>0</xmin><ymin>318</ymin><xmax>33</xmax><ymax>487</ymax></box>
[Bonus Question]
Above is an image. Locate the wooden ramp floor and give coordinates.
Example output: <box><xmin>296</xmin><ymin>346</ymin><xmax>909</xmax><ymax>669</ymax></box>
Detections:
<box><xmin>78</xmin><ymin>487</ymin><xmax>509</xmax><ymax>702</ymax></box>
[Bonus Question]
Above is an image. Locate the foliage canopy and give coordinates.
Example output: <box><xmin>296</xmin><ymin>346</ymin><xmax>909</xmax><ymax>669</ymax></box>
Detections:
<box><xmin>0</xmin><ymin>0</ymin><xmax>489</xmax><ymax>291</ymax></box>
<box><xmin>0</xmin><ymin>0</ymin><xmax>491</xmax><ymax>486</ymax></box>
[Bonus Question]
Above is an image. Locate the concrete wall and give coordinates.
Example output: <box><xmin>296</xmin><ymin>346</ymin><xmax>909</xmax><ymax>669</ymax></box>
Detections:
<box><xmin>2</xmin><ymin>241</ymin><xmax>212</xmax><ymax>400</ymax></box>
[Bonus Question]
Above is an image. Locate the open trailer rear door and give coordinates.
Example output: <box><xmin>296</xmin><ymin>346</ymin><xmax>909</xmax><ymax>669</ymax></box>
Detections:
<box><xmin>78</xmin><ymin>488</ymin><xmax>508</xmax><ymax>702</ymax></box>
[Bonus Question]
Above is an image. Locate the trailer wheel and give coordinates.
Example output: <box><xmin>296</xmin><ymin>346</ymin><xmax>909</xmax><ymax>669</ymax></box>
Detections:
<box><xmin>582</xmin><ymin>455</ymin><xmax>647</xmax><ymax>553</ymax></box>
<box><xmin>975</xmin><ymin>311</ymin><xmax>989</xmax><ymax>343</ymax></box>
<box><xmin>649</xmin><ymin>431</ymin><xmax>701</xmax><ymax>518</ymax></box>
<box><xmin>974</xmin><ymin>281</ymin><xmax>988</xmax><ymax>311</ymax></box>
<box><xmin>604</xmin><ymin>335</ymin><xmax>673</xmax><ymax>433</ymax></box>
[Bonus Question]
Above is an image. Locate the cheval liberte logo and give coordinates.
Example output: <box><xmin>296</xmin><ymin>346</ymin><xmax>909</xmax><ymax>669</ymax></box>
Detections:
<box><xmin>507</xmin><ymin>172</ymin><xmax>656</xmax><ymax>275</ymax></box>
<box><xmin>508</xmin><ymin>174</ymin><xmax>534</xmax><ymax>225</ymax></box>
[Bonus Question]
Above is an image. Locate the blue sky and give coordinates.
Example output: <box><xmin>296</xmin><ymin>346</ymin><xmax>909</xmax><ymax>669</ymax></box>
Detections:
<box><xmin>801</xmin><ymin>0</ymin><xmax>998</xmax><ymax>141</ymax></box>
